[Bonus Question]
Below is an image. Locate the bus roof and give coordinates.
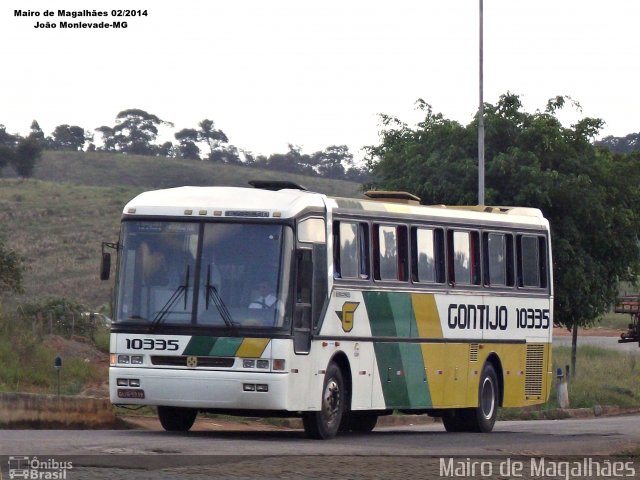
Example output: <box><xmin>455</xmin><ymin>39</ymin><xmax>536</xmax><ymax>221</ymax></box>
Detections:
<box><xmin>123</xmin><ymin>186</ymin><xmax>325</xmax><ymax>219</ymax></box>
<box><xmin>122</xmin><ymin>185</ymin><xmax>548</xmax><ymax>228</ymax></box>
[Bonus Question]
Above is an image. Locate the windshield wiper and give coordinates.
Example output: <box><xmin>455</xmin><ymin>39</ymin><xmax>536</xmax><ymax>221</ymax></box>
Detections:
<box><xmin>150</xmin><ymin>265</ymin><xmax>190</xmax><ymax>331</ymax></box>
<box><xmin>205</xmin><ymin>265</ymin><xmax>238</xmax><ymax>329</ymax></box>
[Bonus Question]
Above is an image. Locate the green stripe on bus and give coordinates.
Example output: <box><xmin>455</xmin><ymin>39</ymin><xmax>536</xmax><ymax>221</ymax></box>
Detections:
<box><xmin>184</xmin><ymin>336</ymin><xmax>244</xmax><ymax>357</ymax></box>
<box><xmin>183</xmin><ymin>336</ymin><xmax>217</xmax><ymax>356</ymax></box>
<box><xmin>209</xmin><ymin>337</ymin><xmax>243</xmax><ymax>356</ymax></box>
<box><xmin>364</xmin><ymin>292</ymin><xmax>432</xmax><ymax>408</ymax></box>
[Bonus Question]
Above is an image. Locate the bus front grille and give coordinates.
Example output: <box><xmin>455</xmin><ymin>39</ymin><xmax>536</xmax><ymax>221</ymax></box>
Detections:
<box><xmin>150</xmin><ymin>356</ymin><xmax>236</xmax><ymax>368</ymax></box>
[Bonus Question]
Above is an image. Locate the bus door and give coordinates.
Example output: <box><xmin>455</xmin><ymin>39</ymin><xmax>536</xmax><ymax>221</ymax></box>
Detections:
<box><xmin>293</xmin><ymin>218</ymin><xmax>328</xmax><ymax>355</ymax></box>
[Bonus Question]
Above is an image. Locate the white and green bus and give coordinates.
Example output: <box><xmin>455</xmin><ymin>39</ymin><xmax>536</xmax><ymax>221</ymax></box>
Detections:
<box><xmin>102</xmin><ymin>181</ymin><xmax>553</xmax><ymax>439</ymax></box>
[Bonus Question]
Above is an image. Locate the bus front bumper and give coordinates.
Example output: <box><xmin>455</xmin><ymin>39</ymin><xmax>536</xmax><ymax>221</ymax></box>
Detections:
<box><xmin>109</xmin><ymin>367</ymin><xmax>290</xmax><ymax>410</ymax></box>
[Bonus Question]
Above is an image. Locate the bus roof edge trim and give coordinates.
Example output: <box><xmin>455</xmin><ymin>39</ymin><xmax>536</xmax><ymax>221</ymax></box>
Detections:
<box><xmin>428</xmin><ymin>204</ymin><xmax>544</xmax><ymax>217</ymax></box>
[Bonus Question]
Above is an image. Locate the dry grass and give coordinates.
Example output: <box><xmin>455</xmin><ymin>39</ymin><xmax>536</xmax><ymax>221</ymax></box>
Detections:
<box><xmin>5</xmin><ymin>150</ymin><xmax>363</xmax><ymax>197</ymax></box>
<box><xmin>0</xmin><ymin>179</ymin><xmax>134</xmax><ymax>309</ymax></box>
<box><xmin>550</xmin><ymin>345</ymin><xmax>639</xmax><ymax>408</ymax></box>
<box><xmin>0</xmin><ymin>151</ymin><xmax>362</xmax><ymax>309</ymax></box>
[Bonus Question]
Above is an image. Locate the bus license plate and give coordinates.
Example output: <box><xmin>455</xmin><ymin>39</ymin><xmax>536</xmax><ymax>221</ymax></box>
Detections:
<box><xmin>118</xmin><ymin>389</ymin><xmax>145</xmax><ymax>399</ymax></box>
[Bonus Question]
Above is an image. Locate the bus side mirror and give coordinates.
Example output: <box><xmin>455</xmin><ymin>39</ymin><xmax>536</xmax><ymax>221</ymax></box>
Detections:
<box><xmin>100</xmin><ymin>252</ymin><xmax>111</xmax><ymax>281</ymax></box>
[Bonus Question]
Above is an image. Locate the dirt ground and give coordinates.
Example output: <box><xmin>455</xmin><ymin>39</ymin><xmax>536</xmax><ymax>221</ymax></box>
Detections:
<box><xmin>43</xmin><ymin>335</ymin><xmax>110</xmax><ymax>397</ymax></box>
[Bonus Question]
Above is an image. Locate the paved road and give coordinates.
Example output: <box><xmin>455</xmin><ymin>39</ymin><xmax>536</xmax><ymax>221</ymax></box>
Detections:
<box><xmin>554</xmin><ymin>335</ymin><xmax>640</xmax><ymax>354</ymax></box>
<box><xmin>1</xmin><ymin>416</ymin><xmax>639</xmax><ymax>479</ymax></box>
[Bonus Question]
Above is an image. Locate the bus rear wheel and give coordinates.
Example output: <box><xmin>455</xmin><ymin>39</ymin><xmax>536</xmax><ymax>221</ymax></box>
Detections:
<box><xmin>157</xmin><ymin>406</ymin><xmax>198</xmax><ymax>432</ymax></box>
<box><xmin>442</xmin><ymin>363</ymin><xmax>499</xmax><ymax>433</ymax></box>
<box><xmin>473</xmin><ymin>363</ymin><xmax>499</xmax><ymax>432</ymax></box>
<box><xmin>345</xmin><ymin>412</ymin><xmax>378</xmax><ymax>433</ymax></box>
<box><xmin>302</xmin><ymin>362</ymin><xmax>345</xmax><ymax>439</ymax></box>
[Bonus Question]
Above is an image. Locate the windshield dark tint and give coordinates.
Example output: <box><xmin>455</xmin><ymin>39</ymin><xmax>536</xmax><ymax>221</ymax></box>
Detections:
<box><xmin>115</xmin><ymin>221</ymin><xmax>291</xmax><ymax>330</ymax></box>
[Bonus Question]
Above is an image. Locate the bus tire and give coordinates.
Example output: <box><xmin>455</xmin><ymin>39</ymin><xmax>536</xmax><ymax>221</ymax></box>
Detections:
<box><xmin>302</xmin><ymin>362</ymin><xmax>345</xmax><ymax>439</ymax></box>
<box><xmin>473</xmin><ymin>362</ymin><xmax>499</xmax><ymax>432</ymax></box>
<box><xmin>442</xmin><ymin>410</ymin><xmax>467</xmax><ymax>432</ymax></box>
<box><xmin>347</xmin><ymin>412</ymin><xmax>378</xmax><ymax>433</ymax></box>
<box><xmin>157</xmin><ymin>406</ymin><xmax>198</xmax><ymax>432</ymax></box>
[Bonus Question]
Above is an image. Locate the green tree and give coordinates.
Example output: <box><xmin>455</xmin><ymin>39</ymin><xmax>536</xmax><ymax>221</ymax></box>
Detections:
<box><xmin>0</xmin><ymin>125</ymin><xmax>41</xmax><ymax>178</ymax></box>
<box><xmin>174</xmin><ymin>128</ymin><xmax>201</xmax><ymax>160</ymax></box>
<box><xmin>49</xmin><ymin>124</ymin><xmax>90</xmax><ymax>151</ymax></box>
<box><xmin>11</xmin><ymin>137</ymin><xmax>42</xmax><ymax>177</ymax></box>
<box><xmin>311</xmin><ymin>145</ymin><xmax>354</xmax><ymax>178</ymax></box>
<box><xmin>265</xmin><ymin>144</ymin><xmax>313</xmax><ymax>174</ymax></box>
<box><xmin>96</xmin><ymin>109</ymin><xmax>173</xmax><ymax>155</ymax></box>
<box><xmin>367</xmin><ymin>93</ymin><xmax>640</xmax><ymax>373</ymax></box>
<box><xmin>595</xmin><ymin>132</ymin><xmax>640</xmax><ymax>154</ymax></box>
<box><xmin>0</xmin><ymin>238</ymin><xmax>24</xmax><ymax>295</ymax></box>
<box><xmin>198</xmin><ymin>119</ymin><xmax>228</xmax><ymax>160</ymax></box>
<box><xmin>29</xmin><ymin>120</ymin><xmax>45</xmax><ymax>143</ymax></box>
<box><xmin>0</xmin><ymin>125</ymin><xmax>18</xmax><ymax>172</ymax></box>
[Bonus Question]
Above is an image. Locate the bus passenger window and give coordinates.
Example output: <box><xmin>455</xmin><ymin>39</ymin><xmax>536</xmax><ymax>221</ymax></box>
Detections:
<box><xmin>412</xmin><ymin>227</ymin><xmax>445</xmax><ymax>283</ymax></box>
<box><xmin>372</xmin><ymin>225</ymin><xmax>408</xmax><ymax>282</ymax></box>
<box><xmin>334</xmin><ymin>222</ymin><xmax>369</xmax><ymax>280</ymax></box>
<box><xmin>448</xmin><ymin>230</ymin><xmax>480</xmax><ymax>285</ymax></box>
<box><xmin>484</xmin><ymin>232</ymin><xmax>514</xmax><ymax>287</ymax></box>
<box><xmin>339</xmin><ymin>222</ymin><xmax>358</xmax><ymax>278</ymax></box>
<box><xmin>378</xmin><ymin>226</ymin><xmax>398</xmax><ymax>280</ymax></box>
<box><xmin>486</xmin><ymin>233</ymin><xmax>506</xmax><ymax>286</ymax></box>
<box><xmin>518</xmin><ymin>235</ymin><xmax>542</xmax><ymax>287</ymax></box>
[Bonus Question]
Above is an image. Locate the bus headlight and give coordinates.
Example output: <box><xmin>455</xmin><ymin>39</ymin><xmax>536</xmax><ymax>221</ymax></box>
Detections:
<box><xmin>243</xmin><ymin>359</ymin><xmax>255</xmax><ymax>369</ymax></box>
<box><xmin>131</xmin><ymin>355</ymin><xmax>144</xmax><ymax>365</ymax></box>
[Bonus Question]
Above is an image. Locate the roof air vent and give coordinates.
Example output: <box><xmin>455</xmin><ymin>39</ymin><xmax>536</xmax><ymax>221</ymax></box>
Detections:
<box><xmin>249</xmin><ymin>180</ymin><xmax>308</xmax><ymax>191</ymax></box>
<box><xmin>364</xmin><ymin>190</ymin><xmax>421</xmax><ymax>205</ymax></box>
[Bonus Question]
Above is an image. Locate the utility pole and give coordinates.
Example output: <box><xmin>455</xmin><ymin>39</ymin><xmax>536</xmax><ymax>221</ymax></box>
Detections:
<box><xmin>478</xmin><ymin>0</ymin><xmax>485</xmax><ymax>206</ymax></box>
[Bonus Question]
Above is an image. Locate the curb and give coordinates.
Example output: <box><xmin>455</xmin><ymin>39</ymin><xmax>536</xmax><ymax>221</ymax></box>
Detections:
<box><xmin>0</xmin><ymin>392</ymin><xmax>118</xmax><ymax>429</ymax></box>
<box><xmin>2</xmin><ymin>392</ymin><xmax>639</xmax><ymax>429</ymax></box>
<box><xmin>268</xmin><ymin>414</ymin><xmax>438</xmax><ymax>430</ymax></box>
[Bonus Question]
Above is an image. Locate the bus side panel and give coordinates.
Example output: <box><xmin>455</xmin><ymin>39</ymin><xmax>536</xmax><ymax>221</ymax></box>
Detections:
<box><xmin>321</xmin><ymin>290</ymin><xmax>379</xmax><ymax>410</ymax></box>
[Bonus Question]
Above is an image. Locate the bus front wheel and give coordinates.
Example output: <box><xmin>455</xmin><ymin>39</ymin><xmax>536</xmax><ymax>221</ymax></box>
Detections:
<box><xmin>157</xmin><ymin>406</ymin><xmax>198</xmax><ymax>432</ymax></box>
<box><xmin>302</xmin><ymin>362</ymin><xmax>345</xmax><ymax>439</ymax></box>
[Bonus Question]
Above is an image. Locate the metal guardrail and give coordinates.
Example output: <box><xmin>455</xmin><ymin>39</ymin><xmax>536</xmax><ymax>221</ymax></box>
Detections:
<box><xmin>27</xmin><ymin>312</ymin><xmax>110</xmax><ymax>340</ymax></box>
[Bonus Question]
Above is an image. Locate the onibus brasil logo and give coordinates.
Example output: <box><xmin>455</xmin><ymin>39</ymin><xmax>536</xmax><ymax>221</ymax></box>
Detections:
<box><xmin>7</xmin><ymin>456</ymin><xmax>73</xmax><ymax>479</ymax></box>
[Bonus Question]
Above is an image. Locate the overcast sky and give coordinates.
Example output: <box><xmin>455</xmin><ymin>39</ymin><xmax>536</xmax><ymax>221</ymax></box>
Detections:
<box><xmin>2</xmin><ymin>0</ymin><xmax>639</xmax><ymax>160</ymax></box>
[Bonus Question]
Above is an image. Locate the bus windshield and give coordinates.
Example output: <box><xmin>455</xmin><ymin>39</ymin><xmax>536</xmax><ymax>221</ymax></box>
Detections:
<box><xmin>115</xmin><ymin>221</ymin><xmax>292</xmax><ymax>330</ymax></box>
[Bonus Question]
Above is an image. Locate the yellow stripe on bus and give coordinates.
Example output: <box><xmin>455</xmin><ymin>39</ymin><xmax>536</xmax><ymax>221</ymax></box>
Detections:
<box><xmin>236</xmin><ymin>338</ymin><xmax>270</xmax><ymax>358</ymax></box>
<box><xmin>411</xmin><ymin>293</ymin><xmax>443</xmax><ymax>339</ymax></box>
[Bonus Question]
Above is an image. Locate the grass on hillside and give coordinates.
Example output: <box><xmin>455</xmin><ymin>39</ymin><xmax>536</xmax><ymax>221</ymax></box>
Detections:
<box><xmin>7</xmin><ymin>150</ymin><xmax>363</xmax><ymax>197</ymax></box>
<box><xmin>0</xmin><ymin>151</ymin><xmax>363</xmax><ymax>309</ymax></box>
<box><xmin>0</xmin><ymin>179</ymin><xmax>136</xmax><ymax>309</ymax></box>
<box><xmin>0</xmin><ymin>313</ymin><xmax>104</xmax><ymax>395</ymax></box>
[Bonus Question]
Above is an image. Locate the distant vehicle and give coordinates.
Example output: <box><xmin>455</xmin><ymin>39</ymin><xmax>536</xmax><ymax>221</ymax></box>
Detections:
<box><xmin>102</xmin><ymin>181</ymin><xmax>553</xmax><ymax>439</ymax></box>
<box><xmin>616</xmin><ymin>296</ymin><xmax>640</xmax><ymax>346</ymax></box>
